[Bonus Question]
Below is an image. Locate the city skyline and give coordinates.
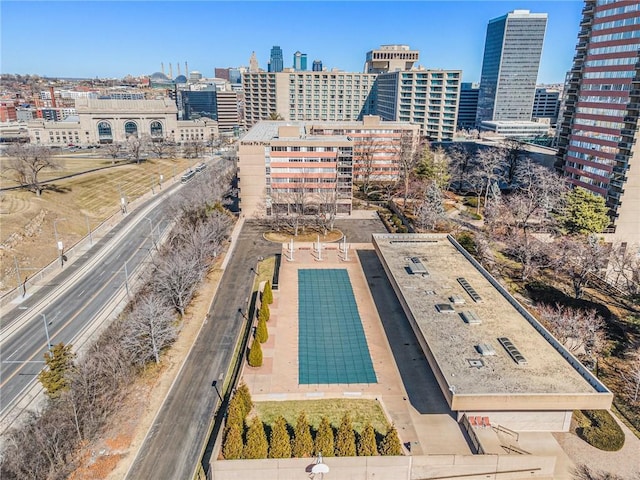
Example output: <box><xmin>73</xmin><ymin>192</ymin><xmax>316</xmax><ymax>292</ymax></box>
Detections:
<box><xmin>1</xmin><ymin>1</ymin><xmax>583</xmax><ymax>83</ymax></box>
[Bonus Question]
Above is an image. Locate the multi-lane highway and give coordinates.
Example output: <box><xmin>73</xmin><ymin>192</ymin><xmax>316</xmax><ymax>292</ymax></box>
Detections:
<box><xmin>0</xmin><ymin>179</ymin><xmax>181</xmax><ymax>430</ymax></box>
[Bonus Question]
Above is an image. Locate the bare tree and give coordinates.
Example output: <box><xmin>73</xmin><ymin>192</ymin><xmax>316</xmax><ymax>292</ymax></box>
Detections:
<box><xmin>468</xmin><ymin>147</ymin><xmax>503</xmax><ymax>214</ymax></box>
<box><xmin>104</xmin><ymin>142</ymin><xmax>123</xmax><ymax>164</ymax></box>
<box><xmin>354</xmin><ymin>136</ymin><xmax>383</xmax><ymax>201</ymax></box>
<box><xmin>504</xmin><ymin>231</ymin><xmax>556</xmax><ymax>281</ymax></box>
<box><xmin>448</xmin><ymin>143</ymin><xmax>475</xmax><ymax>192</ymax></box>
<box><xmin>556</xmin><ymin>234</ymin><xmax>608</xmax><ymax>299</ymax></box>
<box><xmin>122</xmin><ymin>292</ymin><xmax>177</xmax><ymax>365</ymax></box>
<box><xmin>148</xmin><ymin>137</ymin><xmax>177</xmax><ymax>159</ymax></box>
<box><xmin>4</xmin><ymin>144</ymin><xmax>61</xmax><ymax>196</ymax></box>
<box><xmin>395</xmin><ymin>132</ymin><xmax>418</xmax><ymax>207</ymax></box>
<box><xmin>183</xmin><ymin>140</ymin><xmax>207</xmax><ymax>160</ymax></box>
<box><xmin>315</xmin><ymin>188</ymin><xmax>339</xmax><ymax>234</ymax></box>
<box><xmin>125</xmin><ymin>134</ymin><xmax>148</xmax><ymax>164</ymax></box>
<box><xmin>536</xmin><ymin>303</ymin><xmax>605</xmax><ymax>356</ymax></box>
<box><xmin>572</xmin><ymin>464</ymin><xmax>626</xmax><ymax>480</ymax></box>
<box><xmin>171</xmin><ymin>210</ymin><xmax>231</xmax><ymax>270</ymax></box>
<box><xmin>500</xmin><ymin>138</ymin><xmax>525</xmax><ymax>185</ymax></box>
<box><xmin>608</xmin><ymin>243</ymin><xmax>640</xmax><ymax>297</ymax></box>
<box><xmin>153</xmin><ymin>246</ymin><xmax>204</xmax><ymax>316</ymax></box>
<box><xmin>622</xmin><ymin>349</ymin><xmax>640</xmax><ymax>405</ymax></box>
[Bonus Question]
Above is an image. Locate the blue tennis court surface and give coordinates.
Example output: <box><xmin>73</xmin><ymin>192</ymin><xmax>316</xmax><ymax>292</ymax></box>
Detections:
<box><xmin>298</xmin><ymin>269</ymin><xmax>377</xmax><ymax>384</ymax></box>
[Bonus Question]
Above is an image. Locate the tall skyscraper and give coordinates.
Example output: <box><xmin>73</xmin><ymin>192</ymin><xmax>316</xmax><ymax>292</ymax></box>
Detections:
<box><xmin>556</xmin><ymin>0</ymin><xmax>640</xmax><ymax>243</ymax></box>
<box><xmin>458</xmin><ymin>82</ymin><xmax>480</xmax><ymax>130</ymax></box>
<box><xmin>293</xmin><ymin>51</ymin><xmax>308</xmax><ymax>71</ymax></box>
<box><xmin>312</xmin><ymin>60</ymin><xmax>323</xmax><ymax>72</ymax></box>
<box><xmin>269</xmin><ymin>46</ymin><xmax>284</xmax><ymax>73</ymax></box>
<box><xmin>476</xmin><ymin>10</ymin><xmax>548</xmax><ymax>125</ymax></box>
<box><xmin>249</xmin><ymin>52</ymin><xmax>259</xmax><ymax>73</ymax></box>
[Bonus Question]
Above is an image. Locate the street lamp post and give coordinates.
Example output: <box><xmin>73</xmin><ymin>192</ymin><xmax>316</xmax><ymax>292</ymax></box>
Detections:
<box><xmin>40</xmin><ymin>313</ymin><xmax>52</xmax><ymax>352</ymax></box>
<box><xmin>53</xmin><ymin>218</ymin><xmax>67</xmax><ymax>267</ymax></box>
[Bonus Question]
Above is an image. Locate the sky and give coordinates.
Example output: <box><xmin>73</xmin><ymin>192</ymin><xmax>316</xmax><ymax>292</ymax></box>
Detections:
<box><xmin>1</xmin><ymin>1</ymin><xmax>585</xmax><ymax>84</ymax></box>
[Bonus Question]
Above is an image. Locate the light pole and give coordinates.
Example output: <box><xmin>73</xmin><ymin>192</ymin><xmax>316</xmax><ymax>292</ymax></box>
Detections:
<box><xmin>40</xmin><ymin>313</ymin><xmax>52</xmax><ymax>352</ymax></box>
<box><xmin>212</xmin><ymin>373</ymin><xmax>224</xmax><ymax>402</ymax></box>
<box><xmin>85</xmin><ymin>214</ymin><xmax>93</xmax><ymax>246</ymax></box>
<box><xmin>124</xmin><ymin>260</ymin><xmax>130</xmax><ymax>298</ymax></box>
<box><xmin>145</xmin><ymin>217</ymin><xmax>157</xmax><ymax>250</ymax></box>
<box><xmin>53</xmin><ymin>218</ymin><xmax>67</xmax><ymax>267</ymax></box>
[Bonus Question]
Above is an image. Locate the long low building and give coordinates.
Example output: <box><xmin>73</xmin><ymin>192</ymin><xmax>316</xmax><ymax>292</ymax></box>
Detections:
<box><xmin>372</xmin><ymin>233</ymin><xmax>612</xmax><ymax>431</ymax></box>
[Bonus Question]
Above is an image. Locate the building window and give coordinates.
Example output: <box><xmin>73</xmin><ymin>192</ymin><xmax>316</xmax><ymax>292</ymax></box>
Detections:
<box><xmin>124</xmin><ymin>121</ymin><xmax>138</xmax><ymax>137</ymax></box>
<box><xmin>150</xmin><ymin>121</ymin><xmax>163</xmax><ymax>137</ymax></box>
<box><xmin>97</xmin><ymin>121</ymin><xmax>113</xmax><ymax>139</ymax></box>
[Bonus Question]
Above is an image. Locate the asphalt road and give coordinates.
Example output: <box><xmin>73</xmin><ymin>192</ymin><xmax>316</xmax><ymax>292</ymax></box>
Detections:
<box><xmin>126</xmin><ymin>221</ymin><xmax>281</xmax><ymax>480</ymax></box>
<box><xmin>0</xmin><ymin>182</ymin><xmax>181</xmax><ymax>423</ymax></box>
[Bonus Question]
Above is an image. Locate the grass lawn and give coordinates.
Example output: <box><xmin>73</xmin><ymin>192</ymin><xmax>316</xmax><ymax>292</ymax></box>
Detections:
<box><xmin>253</xmin><ymin>399</ymin><xmax>389</xmax><ymax>434</ymax></box>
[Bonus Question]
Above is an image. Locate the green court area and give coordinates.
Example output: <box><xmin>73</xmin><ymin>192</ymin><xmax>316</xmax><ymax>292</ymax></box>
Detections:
<box><xmin>298</xmin><ymin>269</ymin><xmax>377</xmax><ymax>385</ymax></box>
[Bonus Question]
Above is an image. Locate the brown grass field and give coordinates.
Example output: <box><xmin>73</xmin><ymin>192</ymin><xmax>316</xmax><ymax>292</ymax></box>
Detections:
<box><xmin>0</xmin><ymin>155</ymin><xmax>192</xmax><ymax>293</ymax></box>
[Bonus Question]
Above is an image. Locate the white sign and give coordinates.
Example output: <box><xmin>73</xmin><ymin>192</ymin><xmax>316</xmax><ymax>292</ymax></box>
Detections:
<box><xmin>57</xmin><ymin>241</ymin><xmax>64</xmax><ymax>251</ymax></box>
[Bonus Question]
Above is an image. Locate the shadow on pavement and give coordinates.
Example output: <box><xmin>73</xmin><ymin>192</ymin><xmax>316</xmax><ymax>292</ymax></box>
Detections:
<box><xmin>358</xmin><ymin>249</ymin><xmax>453</xmax><ymax>416</ymax></box>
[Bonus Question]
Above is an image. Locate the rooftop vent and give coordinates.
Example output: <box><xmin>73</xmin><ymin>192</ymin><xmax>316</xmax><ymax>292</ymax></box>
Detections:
<box><xmin>476</xmin><ymin>343</ymin><xmax>496</xmax><ymax>356</ymax></box>
<box><xmin>435</xmin><ymin>303</ymin><xmax>455</xmax><ymax>313</ymax></box>
<box><xmin>498</xmin><ymin>337</ymin><xmax>527</xmax><ymax>365</ymax></box>
<box><xmin>408</xmin><ymin>256</ymin><xmax>428</xmax><ymax>275</ymax></box>
<box><xmin>457</xmin><ymin>277</ymin><xmax>482</xmax><ymax>303</ymax></box>
<box><xmin>467</xmin><ymin>358</ymin><xmax>485</xmax><ymax>368</ymax></box>
<box><xmin>450</xmin><ymin>295</ymin><xmax>465</xmax><ymax>304</ymax></box>
<box><xmin>460</xmin><ymin>310</ymin><xmax>482</xmax><ymax>325</ymax></box>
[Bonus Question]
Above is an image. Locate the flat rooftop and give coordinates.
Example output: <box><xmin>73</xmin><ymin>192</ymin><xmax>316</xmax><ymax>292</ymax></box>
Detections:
<box><xmin>372</xmin><ymin>233</ymin><xmax>612</xmax><ymax>411</ymax></box>
<box><xmin>240</xmin><ymin>121</ymin><xmax>351</xmax><ymax>144</ymax></box>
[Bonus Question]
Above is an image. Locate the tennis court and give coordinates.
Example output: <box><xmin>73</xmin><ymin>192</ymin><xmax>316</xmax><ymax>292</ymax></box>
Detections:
<box><xmin>298</xmin><ymin>269</ymin><xmax>377</xmax><ymax>385</ymax></box>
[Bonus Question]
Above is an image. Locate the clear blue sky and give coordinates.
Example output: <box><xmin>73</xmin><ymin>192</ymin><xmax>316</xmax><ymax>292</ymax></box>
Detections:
<box><xmin>1</xmin><ymin>1</ymin><xmax>584</xmax><ymax>83</ymax></box>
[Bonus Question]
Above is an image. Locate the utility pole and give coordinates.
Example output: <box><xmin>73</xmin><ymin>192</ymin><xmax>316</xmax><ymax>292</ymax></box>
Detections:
<box><xmin>40</xmin><ymin>313</ymin><xmax>52</xmax><ymax>352</ymax></box>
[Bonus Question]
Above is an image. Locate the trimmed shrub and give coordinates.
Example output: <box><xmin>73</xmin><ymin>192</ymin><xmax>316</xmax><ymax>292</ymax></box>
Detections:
<box><xmin>314</xmin><ymin>416</ymin><xmax>334</xmax><ymax>457</ymax></box>
<box><xmin>576</xmin><ymin>410</ymin><xmax>625</xmax><ymax>452</ymax></box>
<box><xmin>357</xmin><ymin>423</ymin><xmax>378</xmax><ymax>456</ymax></box>
<box><xmin>235</xmin><ymin>382</ymin><xmax>253</xmax><ymax>418</ymax></box>
<box><xmin>243</xmin><ymin>417</ymin><xmax>268</xmax><ymax>459</ymax></box>
<box><xmin>335</xmin><ymin>413</ymin><xmax>356</xmax><ymax>457</ymax></box>
<box><xmin>456</xmin><ymin>232</ymin><xmax>476</xmax><ymax>254</ymax></box>
<box><xmin>268</xmin><ymin>416</ymin><xmax>291</xmax><ymax>459</ymax></box>
<box><xmin>248</xmin><ymin>338</ymin><xmax>263</xmax><ymax>367</ymax></box>
<box><xmin>258</xmin><ymin>301</ymin><xmax>270</xmax><ymax>322</ymax></box>
<box><xmin>379</xmin><ymin>424</ymin><xmax>403</xmax><ymax>456</ymax></box>
<box><xmin>256</xmin><ymin>316</ymin><xmax>268</xmax><ymax>343</ymax></box>
<box><xmin>222</xmin><ymin>423</ymin><xmax>243</xmax><ymax>460</ymax></box>
<box><xmin>292</xmin><ymin>412</ymin><xmax>314</xmax><ymax>458</ymax></box>
<box><xmin>262</xmin><ymin>281</ymin><xmax>273</xmax><ymax>305</ymax></box>
<box><xmin>226</xmin><ymin>396</ymin><xmax>245</xmax><ymax>430</ymax></box>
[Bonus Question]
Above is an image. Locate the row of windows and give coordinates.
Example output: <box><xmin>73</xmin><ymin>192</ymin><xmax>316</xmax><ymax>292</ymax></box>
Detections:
<box><xmin>566</xmin><ymin>160</ymin><xmax>610</xmax><ymax>178</ymax></box>
<box><xmin>593</xmin><ymin>15</ymin><xmax>640</xmax><ymax>31</ymax></box>
<box><xmin>567</xmin><ymin>150</ymin><xmax>614</xmax><ymax>167</ymax></box>
<box><xmin>271</xmin><ymin>146</ymin><xmax>336</xmax><ymax>152</ymax></box>
<box><xmin>569</xmin><ymin>139</ymin><xmax>619</xmax><ymax>155</ymax></box>
<box><xmin>585</xmin><ymin>57</ymin><xmax>638</xmax><ymax>67</ymax></box>
<box><xmin>569</xmin><ymin>172</ymin><xmax>608</xmax><ymax>190</ymax></box>
<box><xmin>583</xmin><ymin>70</ymin><xmax>636</xmax><ymax>79</ymax></box>
<box><xmin>592</xmin><ymin>29</ymin><xmax>640</xmax><ymax>43</ymax></box>
<box><xmin>581</xmin><ymin>83</ymin><xmax>630</xmax><ymax>91</ymax></box>
<box><xmin>271</xmin><ymin>158</ymin><xmax>336</xmax><ymax>163</ymax></box>
<box><xmin>574</xmin><ymin>117</ymin><xmax>624</xmax><ymax>130</ymax></box>
<box><xmin>587</xmin><ymin>42</ymin><xmax>640</xmax><ymax>55</ymax></box>
<box><xmin>573</xmin><ymin>129</ymin><xmax>621</xmax><ymax>143</ymax></box>
<box><xmin>579</xmin><ymin>95</ymin><xmax>629</xmax><ymax>103</ymax></box>
<box><xmin>271</xmin><ymin>167</ymin><xmax>336</xmax><ymax>174</ymax></box>
<box><xmin>595</xmin><ymin>2</ymin><xmax>640</xmax><ymax>17</ymax></box>
<box><xmin>271</xmin><ymin>177</ymin><xmax>337</xmax><ymax>183</ymax></box>
<box><xmin>576</xmin><ymin>106</ymin><xmax>626</xmax><ymax>116</ymax></box>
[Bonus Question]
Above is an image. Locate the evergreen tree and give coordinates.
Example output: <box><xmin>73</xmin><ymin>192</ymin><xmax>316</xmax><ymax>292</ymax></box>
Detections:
<box><xmin>357</xmin><ymin>423</ymin><xmax>378</xmax><ymax>456</ymax></box>
<box><xmin>258</xmin><ymin>300</ymin><xmax>270</xmax><ymax>322</ymax></box>
<box><xmin>256</xmin><ymin>315</ymin><xmax>268</xmax><ymax>343</ymax></box>
<box><xmin>262</xmin><ymin>281</ymin><xmax>273</xmax><ymax>304</ymax></box>
<box><xmin>248</xmin><ymin>338</ymin><xmax>263</xmax><ymax>367</ymax></box>
<box><xmin>222</xmin><ymin>423</ymin><xmax>243</xmax><ymax>460</ymax></box>
<box><xmin>314</xmin><ymin>416</ymin><xmax>334</xmax><ymax>457</ymax></box>
<box><xmin>226</xmin><ymin>395</ymin><xmax>246</xmax><ymax>430</ymax></box>
<box><xmin>335</xmin><ymin>413</ymin><xmax>356</xmax><ymax>457</ymax></box>
<box><xmin>38</xmin><ymin>343</ymin><xmax>75</xmax><ymax>399</ymax></box>
<box><xmin>560</xmin><ymin>187</ymin><xmax>610</xmax><ymax>235</ymax></box>
<box><xmin>379</xmin><ymin>424</ymin><xmax>403</xmax><ymax>456</ymax></box>
<box><xmin>243</xmin><ymin>417</ymin><xmax>268</xmax><ymax>459</ymax></box>
<box><xmin>268</xmin><ymin>416</ymin><xmax>292</xmax><ymax>458</ymax></box>
<box><xmin>235</xmin><ymin>381</ymin><xmax>253</xmax><ymax>418</ymax></box>
<box><xmin>292</xmin><ymin>412</ymin><xmax>314</xmax><ymax>458</ymax></box>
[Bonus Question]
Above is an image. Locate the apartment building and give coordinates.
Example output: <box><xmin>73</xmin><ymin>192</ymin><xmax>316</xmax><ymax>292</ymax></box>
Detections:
<box><xmin>242</xmin><ymin>71</ymin><xmax>378</xmax><ymax>128</ymax></box>
<box><xmin>238</xmin><ymin>121</ymin><xmax>353</xmax><ymax>217</ymax></box>
<box><xmin>375</xmin><ymin>69</ymin><xmax>461</xmax><ymax>141</ymax></box>
<box><xmin>556</xmin><ymin>0</ymin><xmax>640</xmax><ymax>244</ymax></box>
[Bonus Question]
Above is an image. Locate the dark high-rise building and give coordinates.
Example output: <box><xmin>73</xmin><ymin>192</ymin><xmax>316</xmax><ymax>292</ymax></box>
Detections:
<box><xmin>556</xmin><ymin>0</ymin><xmax>640</xmax><ymax>243</ymax></box>
<box><xmin>458</xmin><ymin>82</ymin><xmax>480</xmax><ymax>130</ymax></box>
<box><xmin>269</xmin><ymin>46</ymin><xmax>284</xmax><ymax>73</ymax></box>
<box><xmin>476</xmin><ymin>10</ymin><xmax>548</xmax><ymax>125</ymax></box>
<box><xmin>293</xmin><ymin>51</ymin><xmax>307</xmax><ymax>71</ymax></box>
<box><xmin>178</xmin><ymin>90</ymin><xmax>217</xmax><ymax>120</ymax></box>
<box><xmin>312</xmin><ymin>60</ymin><xmax>323</xmax><ymax>72</ymax></box>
